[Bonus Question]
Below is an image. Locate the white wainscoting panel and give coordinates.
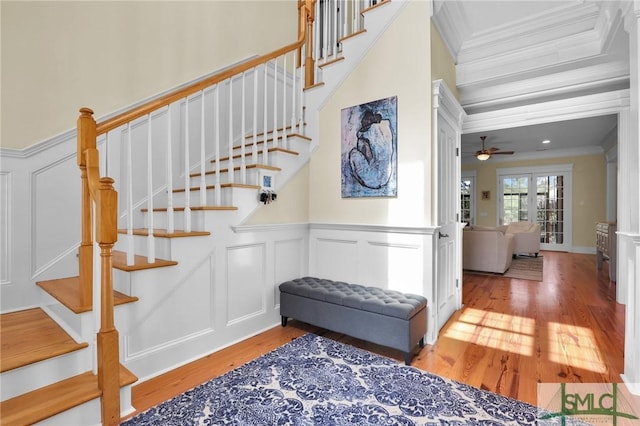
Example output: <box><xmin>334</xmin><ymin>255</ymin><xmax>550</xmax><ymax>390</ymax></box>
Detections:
<box><xmin>364</xmin><ymin>240</ymin><xmax>424</xmax><ymax>296</ymax></box>
<box><xmin>309</xmin><ymin>223</ymin><xmax>441</xmax><ymax>344</ymax></box>
<box><xmin>226</xmin><ymin>243</ymin><xmax>266</xmax><ymax>325</ymax></box>
<box><xmin>126</xmin><ymin>253</ymin><xmax>215</xmax><ymax>357</ymax></box>
<box><xmin>31</xmin><ymin>152</ymin><xmax>80</xmax><ymax>278</ymax></box>
<box><xmin>312</xmin><ymin>237</ymin><xmax>359</xmax><ymax>284</ymax></box>
<box><xmin>0</xmin><ymin>172</ymin><xmax>10</xmax><ymax>285</ymax></box>
<box><xmin>273</xmin><ymin>238</ymin><xmax>307</xmax><ymax>308</ymax></box>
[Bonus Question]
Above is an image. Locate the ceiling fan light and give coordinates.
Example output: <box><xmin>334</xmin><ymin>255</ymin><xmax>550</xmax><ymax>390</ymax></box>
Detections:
<box><xmin>476</xmin><ymin>152</ymin><xmax>491</xmax><ymax>161</ymax></box>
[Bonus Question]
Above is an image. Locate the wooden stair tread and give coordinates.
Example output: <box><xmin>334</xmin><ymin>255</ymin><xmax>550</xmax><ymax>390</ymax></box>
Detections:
<box><xmin>0</xmin><ymin>365</ymin><xmax>137</xmax><ymax>426</ymax></box>
<box><xmin>112</xmin><ymin>251</ymin><xmax>178</xmax><ymax>272</ymax></box>
<box><xmin>213</xmin><ymin>147</ymin><xmax>300</xmax><ymax>163</ymax></box>
<box><xmin>173</xmin><ymin>183</ymin><xmax>260</xmax><ymax>193</ymax></box>
<box><xmin>244</xmin><ymin>123</ymin><xmax>307</xmax><ymax>140</ymax></box>
<box><xmin>37</xmin><ymin>277</ymin><xmax>138</xmax><ymax>314</ymax></box>
<box><xmin>189</xmin><ymin>163</ymin><xmax>282</xmax><ymax>178</ymax></box>
<box><xmin>117</xmin><ymin>228</ymin><xmax>210</xmax><ymax>238</ymax></box>
<box><xmin>319</xmin><ymin>56</ymin><xmax>345</xmax><ymax>68</ymax></box>
<box><xmin>0</xmin><ymin>308</ymin><xmax>88</xmax><ymax>373</ymax></box>
<box><xmin>143</xmin><ymin>205</ymin><xmax>238</xmax><ymax>212</ymax></box>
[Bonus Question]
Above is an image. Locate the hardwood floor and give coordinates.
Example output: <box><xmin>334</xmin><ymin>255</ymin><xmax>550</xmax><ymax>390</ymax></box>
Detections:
<box><xmin>127</xmin><ymin>251</ymin><xmax>625</xmax><ymax>419</ymax></box>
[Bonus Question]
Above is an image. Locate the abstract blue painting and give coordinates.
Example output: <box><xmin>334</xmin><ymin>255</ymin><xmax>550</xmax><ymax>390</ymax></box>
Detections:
<box><xmin>341</xmin><ymin>96</ymin><xmax>397</xmax><ymax>198</ymax></box>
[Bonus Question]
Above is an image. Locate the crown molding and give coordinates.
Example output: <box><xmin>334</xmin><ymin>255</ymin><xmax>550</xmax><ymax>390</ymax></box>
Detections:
<box><xmin>431</xmin><ymin>0</ymin><xmax>470</xmax><ymax>62</ymax></box>
<box><xmin>463</xmin><ymin>89</ymin><xmax>630</xmax><ymax>134</ymax></box>
<box><xmin>458</xmin><ymin>2</ymin><xmax>601</xmax><ymax>63</ymax></box>
<box><xmin>433</xmin><ymin>80</ymin><xmax>467</xmax><ymax>129</ymax></box>
<box><xmin>459</xmin><ymin>60</ymin><xmax>630</xmax><ymax>112</ymax></box>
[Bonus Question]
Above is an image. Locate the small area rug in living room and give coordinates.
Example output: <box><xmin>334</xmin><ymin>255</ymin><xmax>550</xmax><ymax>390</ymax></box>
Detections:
<box><xmin>122</xmin><ymin>333</ymin><xmax>554</xmax><ymax>425</ymax></box>
<box><xmin>504</xmin><ymin>255</ymin><xmax>543</xmax><ymax>281</ymax></box>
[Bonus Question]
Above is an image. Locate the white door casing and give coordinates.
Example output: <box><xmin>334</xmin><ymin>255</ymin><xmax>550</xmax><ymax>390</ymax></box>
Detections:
<box><xmin>432</xmin><ymin>80</ymin><xmax>466</xmax><ymax>333</ymax></box>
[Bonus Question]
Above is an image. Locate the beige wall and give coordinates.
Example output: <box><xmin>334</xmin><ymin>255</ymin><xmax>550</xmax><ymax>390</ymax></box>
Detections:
<box><xmin>308</xmin><ymin>1</ymin><xmax>432</xmax><ymax>227</ymax></box>
<box><xmin>462</xmin><ymin>154</ymin><xmax>607</xmax><ymax>249</ymax></box>
<box><xmin>430</xmin><ymin>22</ymin><xmax>459</xmax><ymax>101</ymax></box>
<box><xmin>1</xmin><ymin>1</ymin><xmax>296</xmax><ymax>149</ymax></box>
<box><xmin>245</xmin><ymin>164</ymin><xmax>310</xmax><ymax>225</ymax></box>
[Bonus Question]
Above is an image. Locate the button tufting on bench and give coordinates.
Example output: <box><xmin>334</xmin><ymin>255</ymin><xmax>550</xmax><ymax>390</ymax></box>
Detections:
<box><xmin>279</xmin><ymin>277</ymin><xmax>426</xmax><ymax>320</ymax></box>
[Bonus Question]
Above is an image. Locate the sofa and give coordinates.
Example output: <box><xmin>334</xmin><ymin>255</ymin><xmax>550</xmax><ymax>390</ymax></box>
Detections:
<box><xmin>506</xmin><ymin>222</ymin><xmax>541</xmax><ymax>257</ymax></box>
<box><xmin>463</xmin><ymin>226</ymin><xmax>515</xmax><ymax>273</ymax></box>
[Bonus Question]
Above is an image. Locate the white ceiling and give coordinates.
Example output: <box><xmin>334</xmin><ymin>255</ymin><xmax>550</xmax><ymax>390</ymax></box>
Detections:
<box><xmin>432</xmin><ymin>0</ymin><xmax>630</xmax><ymax>163</ymax></box>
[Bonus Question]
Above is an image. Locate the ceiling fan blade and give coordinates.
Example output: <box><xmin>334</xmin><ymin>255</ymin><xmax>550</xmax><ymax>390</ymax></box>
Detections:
<box><xmin>492</xmin><ymin>151</ymin><xmax>515</xmax><ymax>155</ymax></box>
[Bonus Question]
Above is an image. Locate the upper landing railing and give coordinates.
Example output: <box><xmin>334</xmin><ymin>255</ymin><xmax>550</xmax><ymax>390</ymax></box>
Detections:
<box><xmin>74</xmin><ymin>1</ymin><xmax>384</xmax><ymax>423</ymax></box>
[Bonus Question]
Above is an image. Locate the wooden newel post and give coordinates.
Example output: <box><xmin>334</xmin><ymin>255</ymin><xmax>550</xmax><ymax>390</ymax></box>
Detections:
<box><xmin>304</xmin><ymin>0</ymin><xmax>316</xmax><ymax>88</ymax></box>
<box><xmin>95</xmin><ymin>176</ymin><xmax>121</xmax><ymax>426</ymax></box>
<box><xmin>77</xmin><ymin>108</ymin><xmax>96</xmax><ymax>307</ymax></box>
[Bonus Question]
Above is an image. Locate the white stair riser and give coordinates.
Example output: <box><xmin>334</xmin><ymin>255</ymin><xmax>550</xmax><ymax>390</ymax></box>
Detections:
<box><xmin>1</xmin><ymin>349</ymin><xmax>91</xmax><ymax>401</ymax></box>
<box><xmin>114</xmin><ymin>233</ymin><xmax>173</xmax><ymax>260</ymax></box>
<box><xmin>172</xmin><ymin>186</ymin><xmax>259</xmax><ymax>208</ymax></box>
<box><xmin>33</xmin><ymin>385</ymin><xmax>134</xmax><ymax>426</ymax></box>
<box><xmin>40</xmin><ymin>295</ymin><xmax>96</xmax><ymax>344</ymax></box>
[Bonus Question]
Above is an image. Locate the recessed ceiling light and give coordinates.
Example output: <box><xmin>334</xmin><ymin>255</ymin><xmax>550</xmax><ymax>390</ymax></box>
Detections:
<box><xmin>542</xmin><ymin>139</ymin><xmax>551</xmax><ymax>144</ymax></box>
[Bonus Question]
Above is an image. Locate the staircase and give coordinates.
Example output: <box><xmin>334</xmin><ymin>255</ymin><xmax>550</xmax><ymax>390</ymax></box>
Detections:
<box><xmin>0</xmin><ymin>1</ymin><xmax>407</xmax><ymax>424</ymax></box>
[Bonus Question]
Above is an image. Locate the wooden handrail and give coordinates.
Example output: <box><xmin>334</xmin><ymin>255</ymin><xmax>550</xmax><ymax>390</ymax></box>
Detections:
<box><xmin>96</xmin><ymin>0</ymin><xmax>316</xmax><ymax>136</ymax></box>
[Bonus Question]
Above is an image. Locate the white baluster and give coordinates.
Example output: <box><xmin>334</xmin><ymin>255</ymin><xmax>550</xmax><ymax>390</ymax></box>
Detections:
<box><xmin>354</xmin><ymin>0</ymin><xmax>360</xmax><ymax>33</ymax></box>
<box><xmin>291</xmin><ymin>51</ymin><xmax>297</xmax><ymax>134</ymax></box>
<box><xmin>146</xmin><ymin>114</ymin><xmax>155</xmax><ymax>263</ymax></box>
<box><xmin>252</xmin><ymin>67</ymin><xmax>258</xmax><ymax>162</ymax></box>
<box><xmin>126</xmin><ymin>122</ymin><xmax>134</xmax><ymax>266</ymax></box>
<box><xmin>214</xmin><ymin>86</ymin><xmax>221</xmax><ymax>206</ymax></box>
<box><xmin>240</xmin><ymin>72</ymin><xmax>247</xmax><ymax>184</ymax></box>
<box><xmin>333</xmin><ymin>1</ymin><xmax>340</xmax><ymax>57</ymax></box>
<box><xmin>104</xmin><ymin>132</ymin><xmax>110</xmax><ymax>177</ymax></box>
<box><xmin>228</xmin><ymin>79</ymin><xmax>234</xmax><ymax>184</ymax></box>
<box><xmin>315</xmin><ymin>1</ymin><xmax>322</xmax><ymax>62</ymax></box>
<box><xmin>273</xmin><ymin>57</ymin><xmax>278</xmax><ymax>149</ymax></box>
<box><xmin>200</xmin><ymin>91</ymin><xmax>207</xmax><ymax>206</ymax></box>
<box><xmin>341</xmin><ymin>0</ymin><xmax>347</xmax><ymax>42</ymax></box>
<box><xmin>167</xmin><ymin>105</ymin><xmax>175</xmax><ymax>233</ymax></box>
<box><xmin>323</xmin><ymin>0</ymin><xmax>329</xmax><ymax>61</ymax></box>
<box><xmin>282</xmin><ymin>54</ymin><xmax>287</xmax><ymax>150</ymax></box>
<box><xmin>184</xmin><ymin>97</ymin><xmax>192</xmax><ymax>232</ymax></box>
<box><xmin>263</xmin><ymin>63</ymin><xmax>269</xmax><ymax>165</ymax></box>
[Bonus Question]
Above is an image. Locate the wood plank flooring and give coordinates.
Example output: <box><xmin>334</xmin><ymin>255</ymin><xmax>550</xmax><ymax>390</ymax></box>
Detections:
<box><xmin>127</xmin><ymin>251</ymin><xmax>625</xmax><ymax>419</ymax></box>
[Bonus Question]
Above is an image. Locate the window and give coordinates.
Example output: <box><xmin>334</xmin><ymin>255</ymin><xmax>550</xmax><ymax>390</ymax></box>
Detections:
<box><xmin>461</xmin><ymin>172</ymin><xmax>476</xmax><ymax>225</ymax></box>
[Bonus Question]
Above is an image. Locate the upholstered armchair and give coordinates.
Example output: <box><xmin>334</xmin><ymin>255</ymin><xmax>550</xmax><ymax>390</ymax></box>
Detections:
<box><xmin>463</xmin><ymin>226</ymin><xmax>515</xmax><ymax>273</ymax></box>
<box><xmin>506</xmin><ymin>222</ymin><xmax>541</xmax><ymax>257</ymax></box>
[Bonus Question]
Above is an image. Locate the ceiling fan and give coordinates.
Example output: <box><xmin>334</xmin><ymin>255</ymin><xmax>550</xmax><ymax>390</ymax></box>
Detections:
<box><xmin>475</xmin><ymin>136</ymin><xmax>514</xmax><ymax>160</ymax></box>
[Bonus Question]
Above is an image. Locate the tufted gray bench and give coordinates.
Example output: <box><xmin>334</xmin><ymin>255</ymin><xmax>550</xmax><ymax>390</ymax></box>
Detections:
<box><xmin>279</xmin><ymin>277</ymin><xmax>427</xmax><ymax>364</ymax></box>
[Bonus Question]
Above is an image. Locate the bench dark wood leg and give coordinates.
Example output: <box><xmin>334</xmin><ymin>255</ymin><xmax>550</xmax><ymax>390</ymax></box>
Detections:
<box><xmin>281</xmin><ymin>316</ymin><xmax>288</xmax><ymax>327</ymax></box>
<box><xmin>404</xmin><ymin>352</ymin><xmax>412</xmax><ymax>365</ymax></box>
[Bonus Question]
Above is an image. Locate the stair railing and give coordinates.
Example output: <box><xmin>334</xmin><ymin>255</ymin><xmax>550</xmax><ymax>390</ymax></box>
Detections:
<box><xmin>75</xmin><ymin>0</ymin><xmax>388</xmax><ymax>421</ymax></box>
<box><xmin>75</xmin><ymin>1</ymin><xmax>317</xmax><ymax>423</ymax></box>
<box><xmin>314</xmin><ymin>0</ymin><xmax>387</xmax><ymax>66</ymax></box>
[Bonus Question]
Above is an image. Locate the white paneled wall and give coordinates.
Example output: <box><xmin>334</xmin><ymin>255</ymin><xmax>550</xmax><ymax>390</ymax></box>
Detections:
<box><xmin>1</xmin><ymin>135</ymin><xmax>82</xmax><ymax>312</ymax></box>
<box><xmin>308</xmin><ymin>223</ymin><xmax>439</xmax><ymax>344</ymax></box>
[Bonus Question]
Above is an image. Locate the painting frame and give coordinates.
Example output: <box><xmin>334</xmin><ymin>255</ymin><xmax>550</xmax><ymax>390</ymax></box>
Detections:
<box><xmin>341</xmin><ymin>96</ymin><xmax>397</xmax><ymax>198</ymax></box>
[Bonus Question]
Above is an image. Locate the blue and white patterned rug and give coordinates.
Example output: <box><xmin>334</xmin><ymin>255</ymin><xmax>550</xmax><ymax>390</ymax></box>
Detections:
<box><xmin>122</xmin><ymin>334</ymin><xmax>570</xmax><ymax>425</ymax></box>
